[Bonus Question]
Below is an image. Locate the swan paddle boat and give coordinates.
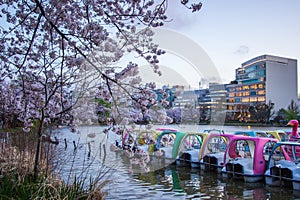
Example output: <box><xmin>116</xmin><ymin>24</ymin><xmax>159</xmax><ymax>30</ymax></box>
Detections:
<box><xmin>221</xmin><ymin>136</ymin><xmax>279</xmax><ymax>183</ymax></box>
<box><xmin>154</xmin><ymin>129</ymin><xmax>186</xmax><ymax>162</ymax></box>
<box><xmin>134</xmin><ymin>129</ymin><xmax>161</xmax><ymax>154</ymax></box>
<box><xmin>175</xmin><ymin>132</ymin><xmax>207</xmax><ymax>167</ymax></box>
<box><xmin>110</xmin><ymin>128</ymin><xmax>159</xmax><ymax>155</ymax></box>
<box><xmin>199</xmin><ymin>133</ymin><xmax>236</xmax><ymax>172</ymax></box>
<box><xmin>265</xmin><ymin>141</ymin><xmax>300</xmax><ymax>190</ymax></box>
<box><xmin>116</xmin><ymin>127</ymin><xmax>179</xmax><ymax>154</ymax></box>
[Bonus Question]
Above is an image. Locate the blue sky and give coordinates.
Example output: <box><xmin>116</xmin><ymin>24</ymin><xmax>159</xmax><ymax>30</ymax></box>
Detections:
<box><xmin>160</xmin><ymin>0</ymin><xmax>300</xmax><ymax>89</ymax></box>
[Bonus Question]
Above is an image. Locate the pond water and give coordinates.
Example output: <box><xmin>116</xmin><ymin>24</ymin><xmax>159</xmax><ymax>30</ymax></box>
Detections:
<box><xmin>52</xmin><ymin>125</ymin><xmax>299</xmax><ymax>200</ymax></box>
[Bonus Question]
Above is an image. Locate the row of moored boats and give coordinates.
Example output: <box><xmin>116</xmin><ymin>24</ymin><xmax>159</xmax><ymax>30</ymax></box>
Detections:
<box><xmin>110</xmin><ymin>119</ymin><xmax>300</xmax><ymax>191</ymax></box>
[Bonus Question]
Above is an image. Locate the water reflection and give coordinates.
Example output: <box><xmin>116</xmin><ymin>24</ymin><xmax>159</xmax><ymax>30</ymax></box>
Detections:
<box><xmin>52</xmin><ymin>125</ymin><xmax>298</xmax><ymax>199</ymax></box>
<box><xmin>132</xmin><ymin>163</ymin><xmax>297</xmax><ymax>199</ymax></box>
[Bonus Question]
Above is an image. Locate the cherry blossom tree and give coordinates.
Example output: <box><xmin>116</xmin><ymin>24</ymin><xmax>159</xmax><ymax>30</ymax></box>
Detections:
<box><xmin>0</xmin><ymin>0</ymin><xmax>202</xmax><ymax>178</ymax></box>
<box><xmin>0</xmin><ymin>82</ymin><xmax>21</xmax><ymax>129</ymax></box>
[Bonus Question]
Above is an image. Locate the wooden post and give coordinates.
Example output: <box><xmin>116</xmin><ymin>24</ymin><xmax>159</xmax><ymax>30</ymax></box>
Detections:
<box><xmin>88</xmin><ymin>142</ymin><xmax>91</xmax><ymax>157</ymax></box>
<box><xmin>73</xmin><ymin>140</ymin><xmax>77</xmax><ymax>150</ymax></box>
<box><xmin>64</xmin><ymin>138</ymin><xmax>67</xmax><ymax>149</ymax></box>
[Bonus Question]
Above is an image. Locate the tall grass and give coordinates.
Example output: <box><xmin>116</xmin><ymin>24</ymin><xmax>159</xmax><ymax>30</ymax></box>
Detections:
<box><xmin>0</xmin><ymin>129</ymin><xmax>110</xmax><ymax>199</ymax></box>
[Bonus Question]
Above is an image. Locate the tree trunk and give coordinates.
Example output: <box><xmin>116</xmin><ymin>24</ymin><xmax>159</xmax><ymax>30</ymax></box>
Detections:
<box><xmin>33</xmin><ymin>118</ymin><xmax>44</xmax><ymax>180</ymax></box>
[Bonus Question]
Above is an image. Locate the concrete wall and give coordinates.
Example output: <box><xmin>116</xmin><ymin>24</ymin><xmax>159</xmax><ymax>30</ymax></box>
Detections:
<box><xmin>266</xmin><ymin>56</ymin><xmax>297</xmax><ymax>111</ymax></box>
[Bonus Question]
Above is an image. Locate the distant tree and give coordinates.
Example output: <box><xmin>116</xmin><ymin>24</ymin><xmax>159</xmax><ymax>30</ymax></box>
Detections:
<box><xmin>199</xmin><ymin>105</ymin><xmax>210</xmax><ymax>123</ymax></box>
<box><xmin>248</xmin><ymin>101</ymin><xmax>274</xmax><ymax>123</ymax></box>
<box><xmin>181</xmin><ymin>104</ymin><xmax>199</xmax><ymax>124</ymax></box>
<box><xmin>273</xmin><ymin>108</ymin><xmax>286</xmax><ymax>125</ymax></box>
<box><xmin>288</xmin><ymin>99</ymin><xmax>299</xmax><ymax>112</ymax></box>
<box><xmin>283</xmin><ymin>100</ymin><xmax>299</xmax><ymax>121</ymax></box>
<box><xmin>266</xmin><ymin>100</ymin><xmax>275</xmax><ymax>123</ymax></box>
<box><xmin>235</xmin><ymin>104</ymin><xmax>249</xmax><ymax>122</ymax></box>
<box><xmin>283</xmin><ymin>110</ymin><xmax>298</xmax><ymax>122</ymax></box>
<box><xmin>166</xmin><ymin>107</ymin><xmax>181</xmax><ymax>124</ymax></box>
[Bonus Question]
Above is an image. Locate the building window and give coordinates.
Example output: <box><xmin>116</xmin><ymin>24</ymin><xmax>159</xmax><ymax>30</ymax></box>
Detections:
<box><xmin>243</xmin><ymin>91</ymin><xmax>250</xmax><ymax>96</ymax></box>
<box><xmin>250</xmin><ymin>91</ymin><xmax>257</xmax><ymax>96</ymax></box>
<box><xmin>250</xmin><ymin>84</ymin><xmax>257</xmax><ymax>89</ymax></box>
<box><xmin>242</xmin><ymin>98</ymin><xmax>249</xmax><ymax>102</ymax></box>
<box><xmin>250</xmin><ymin>97</ymin><xmax>257</xmax><ymax>102</ymax></box>
<box><xmin>228</xmin><ymin>98</ymin><xmax>234</xmax><ymax>102</ymax></box>
<box><xmin>229</xmin><ymin>93</ymin><xmax>234</xmax><ymax>97</ymax></box>
<box><xmin>258</xmin><ymin>84</ymin><xmax>264</xmax><ymax>89</ymax></box>
<box><xmin>257</xmin><ymin>97</ymin><xmax>266</xmax><ymax>102</ymax></box>
<box><xmin>257</xmin><ymin>70</ymin><xmax>265</xmax><ymax>77</ymax></box>
<box><xmin>235</xmin><ymin>92</ymin><xmax>242</xmax><ymax>97</ymax></box>
<box><xmin>245</xmin><ymin>66</ymin><xmax>256</xmax><ymax>73</ymax></box>
<box><xmin>243</xmin><ymin>85</ymin><xmax>250</xmax><ymax>90</ymax></box>
<box><xmin>257</xmin><ymin>90</ymin><xmax>265</xmax><ymax>95</ymax></box>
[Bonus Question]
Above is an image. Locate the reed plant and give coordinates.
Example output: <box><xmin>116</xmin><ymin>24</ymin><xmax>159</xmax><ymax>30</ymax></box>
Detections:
<box><xmin>0</xmin><ymin>129</ymin><xmax>110</xmax><ymax>200</ymax></box>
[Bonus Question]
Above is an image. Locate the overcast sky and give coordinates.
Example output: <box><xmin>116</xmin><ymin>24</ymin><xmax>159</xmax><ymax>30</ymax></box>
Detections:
<box><xmin>153</xmin><ymin>0</ymin><xmax>300</xmax><ymax>89</ymax></box>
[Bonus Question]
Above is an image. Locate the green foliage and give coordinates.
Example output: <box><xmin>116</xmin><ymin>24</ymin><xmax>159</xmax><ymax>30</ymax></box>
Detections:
<box><xmin>0</xmin><ymin>173</ymin><xmax>106</xmax><ymax>200</ymax></box>
<box><xmin>283</xmin><ymin>109</ymin><xmax>298</xmax><ymax>121</ymax></box>
<box><xmin>282</xmin><ymin>100</ymin><xmax>299</xmax><ymax>121</ymax></box>
<box><xmin>0</xmin><ymin>173</ymin><xmax>42</xmax><ymax>199</ymax></box>
<box><xmin>95</xmin><ymin>98</ymin><xmax>111</xmax><ymax>109</ymax></box>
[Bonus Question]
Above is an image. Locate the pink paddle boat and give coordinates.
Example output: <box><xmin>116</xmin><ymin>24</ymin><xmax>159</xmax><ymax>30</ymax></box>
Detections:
<box><xmin>221</xmin><ymin>136</ymin><xmax>279</xmax><ymax>183</ymax></box>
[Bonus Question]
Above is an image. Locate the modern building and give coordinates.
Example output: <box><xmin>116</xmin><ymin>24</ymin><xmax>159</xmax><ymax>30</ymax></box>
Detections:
<box><xmin>167</xmin><ymin>54</ymin><xmax>298</xmax><ymax>123</ymax></box>
<box><xmin>173</xmin><ymin>89</ymin><xmax>198</xmax><ymax>108</ymax></box>
<box><xmin>226</xmin><ymin>54</ymin><xmax>298</xmax><ymax>113</ymax></box>
<box><xmin>209</xmin><ymin>83</ymin><xmax>227</xmax><ymax>108</ymax></box>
